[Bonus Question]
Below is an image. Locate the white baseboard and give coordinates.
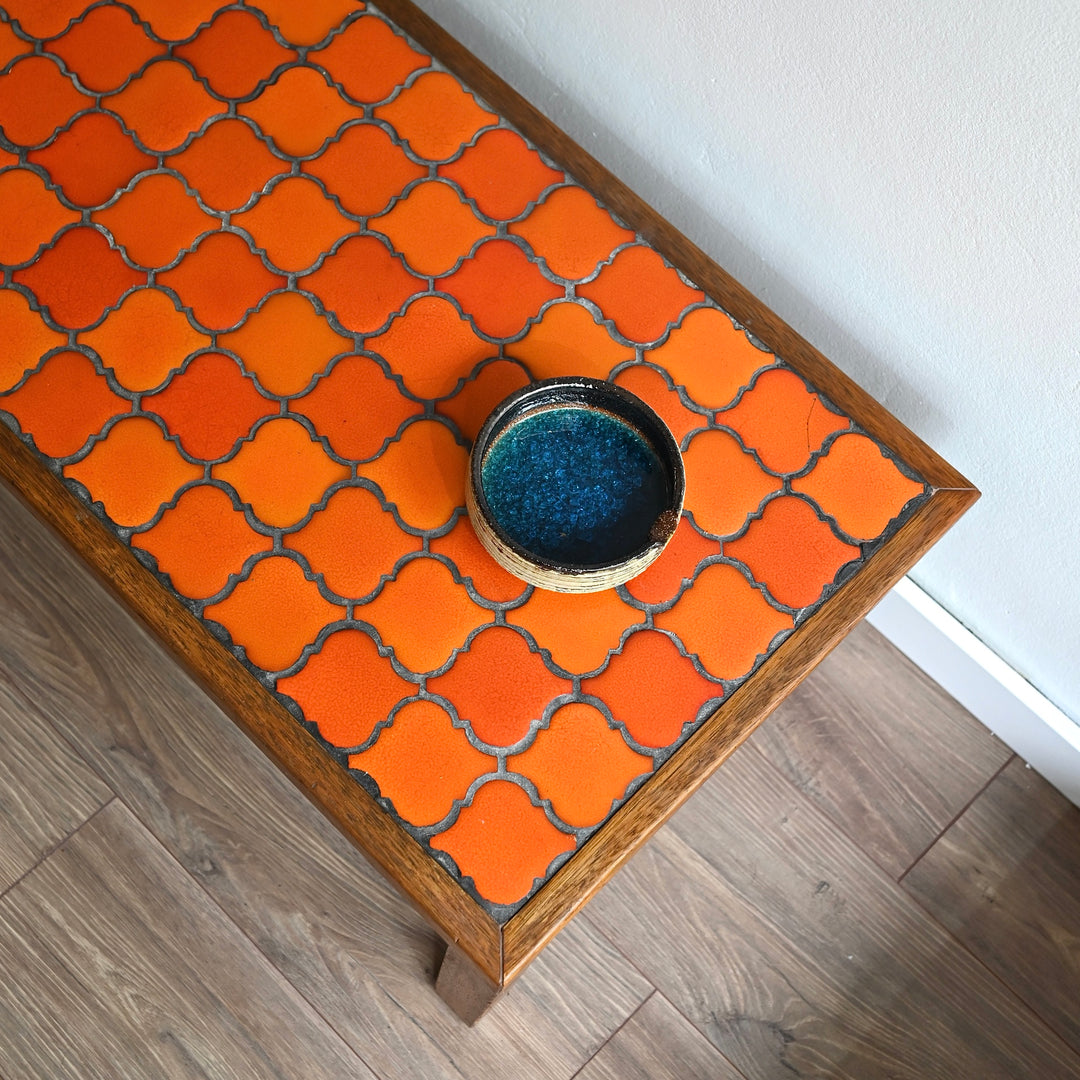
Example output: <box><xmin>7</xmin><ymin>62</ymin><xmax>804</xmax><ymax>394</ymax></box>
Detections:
<box><xmin>866</xmin><ymin>577</ymin><xmax>1080</xmax><ymax>808</ymax></box>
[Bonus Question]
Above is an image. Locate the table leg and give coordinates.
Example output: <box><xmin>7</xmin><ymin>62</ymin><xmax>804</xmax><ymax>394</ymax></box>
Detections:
<box><xmin>435</xmin><ymin>943</ymin><xmax>502</xmax><ymax>1024</ymax></box>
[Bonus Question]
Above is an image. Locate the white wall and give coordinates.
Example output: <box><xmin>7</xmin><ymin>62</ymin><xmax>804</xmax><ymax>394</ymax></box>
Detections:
<box><xmin>411</xmin><ymin>0</ymin><xmax>1080</xmax><ymax>726</ymax></box>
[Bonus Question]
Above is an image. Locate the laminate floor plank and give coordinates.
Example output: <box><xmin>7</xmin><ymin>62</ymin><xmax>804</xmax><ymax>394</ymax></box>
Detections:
<box><xmin>751</xmin><ymin>621</ymin><xmax>1012</xmax><ymax>877</ymax></box>
<box><xmin>902</xmin><ymin>756</ymin><xmax>1080</xmax><ymax>1055</ymax></box>
<box><xmin>0</xmin><ymin>799</ymin><xmax>374</xmax><ymax>1080</ymax></box>
<box><xmin>585</xmin><ymin>745</ymin><xmax>1080</xmax><ymax>1080</ymax></box>
<box><xmin>0</xmin><ymin>482</ymin><xmax>652</xmax><ymax>1080</ymax></box>
<box><xmin>572</xmin><ymin>992</ymin><xmax>746</xmax><ymax>1080</ymax></box>
<box><xmin>0</xmin><ymin>676</ymin><xmax>113</xmax><ymax>894</ymax></box>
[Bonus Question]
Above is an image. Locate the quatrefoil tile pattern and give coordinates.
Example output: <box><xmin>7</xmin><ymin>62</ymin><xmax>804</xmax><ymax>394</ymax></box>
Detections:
<box><xmin>0</xmin><ymin>1</ymin><xmax>929</xmax><ymax>918</ymax></box>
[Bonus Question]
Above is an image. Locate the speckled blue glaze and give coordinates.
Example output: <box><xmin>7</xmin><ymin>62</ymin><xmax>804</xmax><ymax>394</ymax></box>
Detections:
<box><xmin>480</xmin><ymin>405</ymin><xmax>669</xmax><ymax>566</ymax></box>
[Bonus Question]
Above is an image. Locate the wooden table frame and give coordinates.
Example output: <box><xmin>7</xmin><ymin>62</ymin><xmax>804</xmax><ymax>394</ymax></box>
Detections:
<box><xmin>0</xmin><ymin>0</ymin><xmax>977</xmax><ymax>1022</ymax></box>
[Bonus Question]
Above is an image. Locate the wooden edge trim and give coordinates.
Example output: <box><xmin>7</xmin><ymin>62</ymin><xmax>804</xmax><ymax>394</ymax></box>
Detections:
<box><xmin>502</xmin><ymin>485</ymin><xmax>979</xmax><ymax>980</ymax></box>
<box><xmin>0</xmin><ymin>424</ymin><xmax>504</xmax><ymax>983</ymax></box>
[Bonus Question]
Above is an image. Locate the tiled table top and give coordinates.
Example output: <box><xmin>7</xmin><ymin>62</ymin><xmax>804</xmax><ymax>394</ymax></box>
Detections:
<box><xmin>0</xmin><ymin>0</ymin><xmax>973</xmax><ymax>982</ymax></box>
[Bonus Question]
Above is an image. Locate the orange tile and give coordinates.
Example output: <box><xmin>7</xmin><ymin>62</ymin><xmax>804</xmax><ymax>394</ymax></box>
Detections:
<box><xmin>0</xmin><ymin>17</ymin><xmax>29</xmax><ymax>67</ymax></box>
<box><xmin>80</xmin><ymin>288</ymin><xmax>211</xmax><ymax>393</ymax></box>
<box><xmin>792</xmin><ymin>432</ymin><xmax>926</xmax><ymax>541</ymax></box>
<box><xmin>583</xmin><ymin>630</ymin><xmax>723</xmax><ymax>749</ymax></box>
<box><xmin>277</xmin><ymin>627</ymin><xmax>414</xmax><ymax>749</ymax></box>
<box><xmin>578</xmin><ymin>245</ymin><xmax>704</xmax><ymax>344</ymax></box>
<box><xmin>439</xmin><ymin>129</ymin><xmax>563</xmax><ymax>220</ymax></box>
<box><xmin>437</xmin><ymin>239</ymin><xmax>562</xmax><ymax>338</ymax></box>
<box><xmin>174</xmin><ymin>10</ymin><xmax>297</xmax><ymax>98</ymax></box>
<box><xmin>131</xmin><ymin>0</ymin><xmax>228</xmax><ymax>42</ymax></box>
<box><xmin>284</xmin><ymin>485</ymin><xmax>420</xmax><ymax>600</ymax></box>
<box><xmin>507</xmin><ymin>588</ymin><xmax>643</xmax><ymax>675</ymax></box>
<box><xmin>13</xmin><ymin>226</ymin><xmax>144</xmax><ymax>330</ymax></box>
<box><xmin>308</xmin><ymin>14</ymin><xmax>430</xmax><ymax>103</ymax></box>
<box><xmin>430</xmin><ymin>779</ymin><xmax>575</xmax><ymax>905</ymax></box>
<box><xmin>718</xmin><ymin>367</ymin><xmax>849</xmax><ymax>474</ymax></box>
<box><xmin>370</xmin><ymin>180</ymin><xmax>495</xmax><ymax>277</ymax></box>
<box><xmin>367</xmin><ymin>295</ymin><xmax>492</xmax><ymax>399</ymax></box>
<box><xmin>509</xmin><ymin>300</ymin><xmax>632</xmax><ymax>382</ymax></box>
<box><xmin>682</xmin><ymin>427</ymin><xmax>784</xmax><ymax>538</ymax></box>
<box><xmin>0</xmin><ymin>289</ymin><xmax>66</xmax><ymax>392</ymax></box>
<box><xmin>348</xmin><ymin>699</ymin><xmax>495</xmax><ymax>827</ymax></box>
<box><xmin>65</xmin><ymin>416</ymin><xmax>203</xmax><ymax>527</ymax></box>
<box><xmin>238</xmin><ymin>65</ymin><xmax>363</xmax><ymax>156</ymax></box>
<box><xmin>374</xmin><ymin>71</ymin><xmax>498</xmax><ymax>162</ymax></box>
<box><xmin>93</xmin><ymin>173</ymin><xmax>219</xmax><ymax>268</ymax></box>
<box><xmin>0</xmin><ymin>55</ymin><xmax>89</xmax><ymax>146</ymax></box>
<box><xmin>435</xmin><ymin>358</ymin><xmax>531</xmax><ymax>442</ymax></box>
<box><xmin>166</xmin><ymin>119</ymin><xmax>288</xmax><ymax>212</ymax></box>
<box><xmin>219</xmin><ymin>290</ymin><xmax>352</xmax><ymax>396</ymax></box>
<box><xmin>623</xmin><ymin>516</ymin><xmax>720</xmax><ymax>606</ymax></box>
<box><xmin>428</xmin><ymin>626</ymin><xmax>570</xmax><ymax>747</ymax></box>
<box><xmin>509</xmin><ymin>702</ymin><xmax>652</xmax><ymax>827</ymax></box>
<box><xmin>654</xmin><ymin>562</ymin><xmax>793</xmax><ymax>681</ymax></box>
<box><xmin>143</xmin><ymin>352</ymin><xmax>277</xmax><ymax>460</ymax></box>
<box><xmin>612</xmin><ymin>364</ymin><xmax>708</xmax><ymax>447</ymax></box>
<box><xmin>252</xmin><ymin>0</ymin><xmax>360</xmax><ymax>46</ymax></box>
<box><xmin>156</xmin><ymin>231</ymin><xmax>285</xmax><ymax>331</ymax></box>
<box><xmin>356</xmin><ymin>556</ymin><xmax>489</xmax><ymax>674</ymax></box>
<box><xmin>103</xmin><ymin>59</ymin><xmax>224</xmax><ymax>153</ymax></box>
<box><xmin>428</xmin><ymin>517</ymin><xmax>530</xmax><ymax>605</ymax></box>
<box><xmin>44</xmin><ymin>4</ymin><xmax>162</xmax><ymax>93</ymax></box>
<box><xmin>304</xmin><ymin>123</ymin><xmax>425</xmax><ymax>217</ymax></box>
<box><xmin>509</xmin><ymin>185</ymin><xmax>635</xmax><ymax>281</ymax></box>
<box><xmin>0</xmin><ymin>145</ymin><xmax>17</xmax><ymax>167</ymax></box>
<box><xmin>291</xmin><ymin>354</ymin><xmax>421</xmax><ymax>461</ymax></box>
<box><xmin>232</xmin><ymin>175</ymin><xmax>354</xmax><ymax>273</ymax></box>
<box><xmin>298</xmin><ymin>234</ymin><xmax>422</xmax><ymax>334</ymax></box>
<box><xmin>725</xmin><ymin>495</ymin><xmax>861</xmax><ymax>609</ymax></box>
<box><xmin>29</xmin><ymin>112</ymin><xmax>157</xmax><ymax>208</ymax></box>
<box><xmin>4</xmin><ymin>1</ymin><xmax>86</xmax><ymax>38</ymax></box>
<box><xmin>203</xmin><ymin>555</ymin><xmax>344</xmax><ymax>671</ymax></box>
<box><xmin>213</xmin><ymin>417</ymin><xmax>350</xmax><ymax>528</ymax></box>
<box><xmin>132</xmin><ymin>483</ymin><xmax>272</xmax><ymax>599</ymax></box>
<box><xmin>0</xmin><ymin>350</ymin><xmax>128</xmax><ymax>458</ymax></box>
<box><xmin>357</xmin><ymin>419</ymin><xmax>468</xmax><ymax>531</ymax></box>
<box><xmin>0</xmin><ymin>168</ymin><xmax>80</xmax><ymax>264</ymax></box>
<box><xmin>645</xmin><ymin>307</ymin><xmax>773</xmax><ymax>411</ymax></box>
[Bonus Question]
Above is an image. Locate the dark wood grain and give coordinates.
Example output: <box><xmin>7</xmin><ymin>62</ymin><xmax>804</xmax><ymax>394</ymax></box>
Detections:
<box><xmin>586</xmin><ymin>746</ymin><xmax>1080</xmax><ymax>1079</ymax></box>
<box><xmin>751</xmin><ymin>621</ymin><xmax>1012</xmax><ymax>876</ymax></box>
<box><xmin>902</xmin><ymin>756</ymin><xmax>1080</xmax><ymax>1055</ymax></box>
<box><xmin>0</xmin><ymin>479</ymin><xmax>653</xmax><ymax>1077</ymax></box>
<box><xmin>0</xmin><ymin>799</ymin><xmax>374</xmax><ymax>1080</ymax></box>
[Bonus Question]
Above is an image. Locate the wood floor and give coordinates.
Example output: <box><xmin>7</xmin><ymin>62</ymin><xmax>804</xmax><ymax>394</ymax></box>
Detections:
<box><xmin>1</xmin><ymin>478</ymin><xmax>1079</xmax><ymax>1079</ymax></box>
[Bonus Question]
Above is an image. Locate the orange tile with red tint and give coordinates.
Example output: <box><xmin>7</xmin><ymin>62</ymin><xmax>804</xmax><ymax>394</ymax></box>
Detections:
<box><xmin>578</xmin><ymin>245</ymin><xmax>705</xmax><ymax>343</ymax></box>
<box><xmin>65</xmin><ymin>416</ymin><xmax>203</xmax><ymax>527</ymax></box>
<box><xmin>440</xmin><ymin>129</ymin><xmax>564</xmax><ymax>220</ymax></box>
<box><xmin>132</xmin><ymin>0</ymin><xmax>228</xmax><ymax>41</ymax></box>
<box><xmin>623</xmin><ymin>516</ymin><xmax>721</xmax><ymax>606</ymax></box>
<box><xmin>0</xmin><ymin>290</ymin><xmax>66</xmax><ymax>392</ymax></box>
<box><xmin>356</xmin><ymin>557</ymin><xmax>489</xmax><ymax>674</ymax></box>
<box><xmin>0</xmin><ymin>169</ymin><xmax>80</xmax><ymax>265</ymax></box>
<box><xmin>0</xmin><ymin>351</ymin><xmax>128</xmax><ymax>458</ymax></box>
<box><xmin>0</xmin><ymin>55</ymin><xmax>89</xmax><ymax>146</ymax></box>
<box><xmin>132</xmin><ymin>484</ymin><xmax>272</xmax><ymax>599</ymax></box>
<box><xmin>509</xmin><ymin>702</ymin><xmax>652</xmax><ymax>827</ymax></box>
<box><xmin>510</xmin><ymin>301</ymin><xmax>633</xmax><ymax>382</ymax></box>
<box><xmin>278</xmin><ymin>628</ymin><xmax>415</xmax><ymax>749</ymax></box>
<box><xmin>436</xmin><ymin>359</ymin><xmax>531</xmax><ymax>442</ymax></box>
<box><xmin>437</xmin><ymin>239</ymin><xmax>562</xmax><ymax>338</ymax></box>
<box><xmin>584</xmin><ymin>631</ymin><xmax>723</xmax><ymax>749</ymax></box>
<box><xmin>792</xmin><ymin>433</ymin><xmax>926</xmax><ymax>541</ymax></box>
<box><xmin>428</xmin><ymin>517</ymin><xmax>530</xmax><ymax>605</ymax></box>
<box><xmin>374</xmin><ymin>71</ymin><xmax>498</xmax><ymax>161</ymax></box>
<box><xmin>143</xmin><ymin>352</ymin><xmax>277</xmax><ymax>460</ymax></box>
<box><xmin>349</xmin><ymin>699</ymin><xmax>495</xmax><ymax>826</ymax></box>
<box><xmin>0</xmin><ymin>19</ymin><xmax>29</xmax><ymax>68</ymax></box>
<box><xmin>284</xmin><ymin>485</ymin><xmax>420</xmax><ymax>600</ymax></box>
<box><xmin>510</xmin><ymin>185</ymin><xmax>635</xmax><ymax>280</ymax></box>
<box><xmin>309</xmin><ymin>15</ymin><xmax>430</xmax><ymax>103</ymax></box>
<box><xmin>612</xmin><ymin>364</ymin><xmax>708</xmax><ymax>447</ymax></box>
<box><xmin>428</xmin><ymin>626</ymin><xmax>570</xmax><ymax>747</ymax></box>
<box><xmin>2</xmin><ymin>0</ymin><xmax>87</xmax><ymax>38</ymax></box>
<box><xmin>44</xmin><ymin>5</ymin><xmax>162</xmax><ymax>93</ymax></box>
<box><xmin>430</xmin><ymin>780</ymin><xmax>575</xmax><ymax>905</ymax></box>
<box><xmin>203</xmin><ymin>555</ymin><xmax>345</xmax><ymax>671</ymax></box>
<box><xmin>174</xmin><ymin>10</ymin><xmax>297</xmax><ymax>99</ymax></box>
<box><xmin>254</xmin><ymin>0</ymin><xmax>360</xmax><ymax>46</ymax></box>
<box><xmin>655</xmin><ymin>562</ymin><xmax>794</xmax><ymax>681</ymax></box>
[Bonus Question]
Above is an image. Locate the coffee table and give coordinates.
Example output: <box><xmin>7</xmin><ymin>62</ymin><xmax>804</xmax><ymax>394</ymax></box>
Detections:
<box><xmin>0</xmin><ymin>0</ymin><xmax>977</xmax><ymax>1022</ymax></box>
